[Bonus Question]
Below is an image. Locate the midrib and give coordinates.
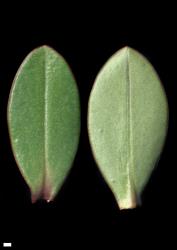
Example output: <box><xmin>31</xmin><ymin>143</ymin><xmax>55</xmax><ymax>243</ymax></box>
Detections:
<box><xmin>126</xmin><ymin>49</ymin><xmax>135</xmax><ymax>197</ymax></box>
<box><xmin>43</xmin><ymin>48</ymin><xmax>48</xmax><ymax>194</ymax></box>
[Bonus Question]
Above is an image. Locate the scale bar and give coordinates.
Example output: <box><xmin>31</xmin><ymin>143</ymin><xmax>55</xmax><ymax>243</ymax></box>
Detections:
<box><xmin>3</xmin><ymin>243</ymin><xmax>12</xmax><ymax>247</ymax></box>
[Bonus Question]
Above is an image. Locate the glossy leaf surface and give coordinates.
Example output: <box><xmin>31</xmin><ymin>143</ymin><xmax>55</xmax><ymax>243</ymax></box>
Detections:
<box><xmin>8</xmin><ymin>46</ymin><xmax>80</xmax><ymax>202</ymax></box>
<box><xmin>88</xmin><ymin>47</ymin><xmax>168</xmax><ymax>209</ymax></box>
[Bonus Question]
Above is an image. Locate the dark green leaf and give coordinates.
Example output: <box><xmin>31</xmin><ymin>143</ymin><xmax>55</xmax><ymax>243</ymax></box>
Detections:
<box><xmin>8</xmin><ymin>46</ymin><xmax>80</xmax><ymax>202</ymax></box>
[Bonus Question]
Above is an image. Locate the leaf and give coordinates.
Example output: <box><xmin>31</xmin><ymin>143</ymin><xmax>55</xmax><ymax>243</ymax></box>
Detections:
<box><xmin>88</xmin><ymin>47</ymin><xmax>168</xmax><ymax>209</ymax></box>
<box><xmin>7</xmin><ymin>45</ymin><xmax>80</xmax><ymax>202</ymax></box>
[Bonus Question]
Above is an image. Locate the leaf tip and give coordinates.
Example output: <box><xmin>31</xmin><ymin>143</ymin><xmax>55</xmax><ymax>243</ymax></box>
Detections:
<box><xmin>119</xmin><ymin>46</ymin><xmax>136</xmax><ymax>55</ymax></box>
<box><xmin>40</xmin><ymin>44</ymin><xmax>53</xmax><ymax>51</ymax></box>
<box><xmin>30</xmin><ymin>45</ymin><xmax>57</xmax><ymax>56</ymax></box>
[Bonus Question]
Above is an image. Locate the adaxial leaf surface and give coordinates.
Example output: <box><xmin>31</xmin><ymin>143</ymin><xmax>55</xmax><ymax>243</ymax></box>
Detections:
<box><xmin>8</xmin><ymin>46</ymin><xmax>80</xmax><ymax>202</ymax></box>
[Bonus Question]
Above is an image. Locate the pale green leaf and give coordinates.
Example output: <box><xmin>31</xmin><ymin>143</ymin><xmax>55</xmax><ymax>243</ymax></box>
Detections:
<box><xmin>88</xmin><ymin>47</ymin><xmax>168</xmax><ymax>209</ymax></box>
<box><xmin>8</xmin><ymin>46</ymin><xmax>80</xmax><ymax>202</ymax></box>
